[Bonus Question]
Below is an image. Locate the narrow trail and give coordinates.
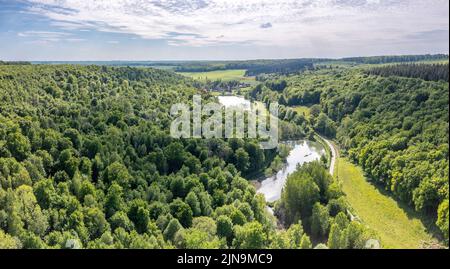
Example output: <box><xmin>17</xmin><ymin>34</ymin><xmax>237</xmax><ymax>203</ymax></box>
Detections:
<box><xmin>318</xmin><ymin>136</ymin><xmax>338</xmax><ymax>176</ymax></box>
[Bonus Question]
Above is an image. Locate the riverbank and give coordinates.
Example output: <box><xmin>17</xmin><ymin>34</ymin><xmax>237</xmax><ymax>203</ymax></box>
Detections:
<box><xmin>314</xmin><ymin>134</ymin><xmax>337</xmax><ymax>176</ymax></box>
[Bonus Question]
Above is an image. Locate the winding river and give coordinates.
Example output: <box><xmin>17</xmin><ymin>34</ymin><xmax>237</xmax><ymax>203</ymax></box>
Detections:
<box><xmin>218</xmin><ymin>96</ymin><xmax>327</xmax><ymax>203</ymax></box>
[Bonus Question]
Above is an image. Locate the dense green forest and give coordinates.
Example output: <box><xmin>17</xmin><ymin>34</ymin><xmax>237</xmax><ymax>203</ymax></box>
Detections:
<box><xmin>0</xmin><ymin>61</ymin><xmax>32</xmax><ymax>66</ymax></box>
<box><xmin>0</xmin><ymin>59</ymin><xmax>448</xmax><ymax>249</ymax></box>
<box><xmin>0</xmin><ymin>65</ymin><xmax>270</xmax><ymax>248</ymax></box>
<box><xmin>367</xmin><ymin>63</ymin><xmax>449</xmax><ymax>82</ymax></box>
<box><xmin>341</xmin><ymin>54</ymin><xmax>449</xmax><ymax>64</ymax></box>
<box><xmin>0</xmin><ymin>64</ymin><xmax>376</xmax><ymax>249</ymax></box>
<box><xmin>249</xmin><ymin>65</ymin><xmax>449</xmax><ymax>244</ymax></box>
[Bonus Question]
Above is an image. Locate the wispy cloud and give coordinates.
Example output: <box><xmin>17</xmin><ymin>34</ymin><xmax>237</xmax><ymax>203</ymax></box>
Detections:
<box><xmin>66</xmin><ymin>38</ymin><xmax>86</xmax><ymax>42</ymax></box>
<box><xmin>20</xmin><ymin>0</ymin><xmax>447</xmax><ymax>48</ymax></box>
<box><xmin>405</xmin><ymin>29</ymin><xmax>449</xmax><ymax>42</ymax></box>
<box><xmin>17</xmin><ymin>30</ymin><xmax>87</xmax><ymax>44</ymax></box>
<box><xmin>17</xmin><ymin>30</ymin><xmax>71</xmax><ymax>43</ymax></box>
<box><xmin>17</xmin><ymin>30</ymin><xmax>70</xmax><ymax>38</ymax></box>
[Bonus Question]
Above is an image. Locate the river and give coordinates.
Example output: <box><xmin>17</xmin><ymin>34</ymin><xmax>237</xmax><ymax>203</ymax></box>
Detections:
<box><xmin>257</xmin><ymin>140</ymin><xmax>326</xmax><ymax>202</ymax></box>
<box><xmin>218</xmin><ymin>95</ymin><xmax>327</xmax><ymax>203</ymax></box>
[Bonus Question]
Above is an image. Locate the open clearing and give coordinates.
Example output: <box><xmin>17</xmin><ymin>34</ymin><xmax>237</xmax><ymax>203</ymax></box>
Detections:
<box><xmin>292</xmin><ymin>106</ymin><xmax>311</xmax><ymax>118</ymax></box>
<box><xmin>336</xmin><ymin>157</ymin><xmax>435</xmax><ymax>249</ymax></box>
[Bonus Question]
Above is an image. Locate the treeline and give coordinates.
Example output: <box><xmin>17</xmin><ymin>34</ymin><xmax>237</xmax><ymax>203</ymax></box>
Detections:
<box><xmin>173</xmin><ymin>55</ymin><xmax>448</xmax><ymax>74</ymax></box>
<box><xmin>249</xmin><ymin>68</ymin><xmax>449</xmax><ymax>244</ymax></box>
<box><xmin>247</xmin><ymin>83</ymin><xmax>315</xmax><ymax>140</ymax></box>
<box><xmin>31</xmin><ymin>54</ymin><xmax>448</xmax><ymax>71</ymax></box>
<box><xmin>174</xmin><ymin>59</ymin><xmax>314</xmax><ymax>76</ymax></box>
<box><xmin>226</xmin><ymin>60</ymin><xmax>314</xmax><ymax>76</ymax></box>
<box><xmin>367</xmin><ymin>63</ymin><xmax>449</xmax><ymax>82</ymax></box>
<box><xmin>341</xmin><ymin>54</ymin><xmax>448</xmax><ymax>64</ymax></box>
<box><xmin>193</xmin><ymin>79</ymin><xmax>246</xmax><ymax>92</ymax></box>
<box><xmin>0</xmin><ymin>60</ymin><xmax>32</xmax><ymax>65</ymax></box>
<box><xmin>174</xmin><ymin>64</ymin><xmax>226</xmax><ymax>73</ymax></box>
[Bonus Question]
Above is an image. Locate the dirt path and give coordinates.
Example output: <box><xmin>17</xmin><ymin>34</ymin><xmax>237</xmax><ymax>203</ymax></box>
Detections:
<box><xmin>319</xmin><ymin>136</ymin><xmax>338</xmax><ymax>176</ymax></box>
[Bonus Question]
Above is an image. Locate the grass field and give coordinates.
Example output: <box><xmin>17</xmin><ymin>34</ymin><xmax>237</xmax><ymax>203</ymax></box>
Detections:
<box><xmin>178</xmin><ymin>69</ymin><xmax>256</xmax><ymax>83</ymax></box>
<box><xmin>292</xmin><ymin>106</ymin><xmax>311</xmax><ymax>118</ymax></box>
<box><xmin>336</xmin><ymin>157</ymin><xmax>435</xmax><ymax>249</ymax></box>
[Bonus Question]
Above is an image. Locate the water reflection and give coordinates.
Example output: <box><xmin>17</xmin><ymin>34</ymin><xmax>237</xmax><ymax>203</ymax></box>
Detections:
<box><xmin>257</xmin><ymin>140</ymin><xmax>325</xmax><ymax>202</ymax></box>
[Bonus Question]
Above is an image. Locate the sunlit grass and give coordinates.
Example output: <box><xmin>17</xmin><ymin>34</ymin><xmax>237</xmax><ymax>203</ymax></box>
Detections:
<box><xmin>336</xmin><ymin>157</ymin><xmax>434</xmax><ymax>249</ymax></box>
<box><xmin>292</xmin><ymin>106</ymin><xmax>311</xmax><ymax>118</ymax></box>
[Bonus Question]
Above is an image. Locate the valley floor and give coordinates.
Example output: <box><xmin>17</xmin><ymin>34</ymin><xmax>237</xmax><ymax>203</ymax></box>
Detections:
<box><xmin>336</xmin><ymin>157</ymin><xmax>435</xmax><ymax>249</ymax></box>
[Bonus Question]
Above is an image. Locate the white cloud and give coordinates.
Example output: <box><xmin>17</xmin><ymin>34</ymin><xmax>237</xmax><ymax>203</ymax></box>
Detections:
<box><xmin>17</xmin><ymin>30</ymin><xmax>85</xmax><ymax>44</ymax></box>
<box><xmin>66</xmin><ymin>38</ymin><xmax>86</xmax><ymax>42</ymax></box>
<box><xmin>24</xmin><ymin>0</ymin><xmax>449</xmax><ymax>48</ymax></box>
<box><xmin>17</xmin><ymin>30</ymin><xmax>72</xmax><ymax>42</ymax></box>
<box><xmin>17</xmin><ymin>30</ymin><xmax>71</xmax><ymax>38</ymax></box>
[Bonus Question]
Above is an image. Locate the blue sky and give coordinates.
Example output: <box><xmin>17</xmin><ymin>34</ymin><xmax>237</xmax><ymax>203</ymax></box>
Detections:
<box><xmin>0</xmin><ymin>0</ymin><xmax>448</xmax><ymax>61</ymax></box>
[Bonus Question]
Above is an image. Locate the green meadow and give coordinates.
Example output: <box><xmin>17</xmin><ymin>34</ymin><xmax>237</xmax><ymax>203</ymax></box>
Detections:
<box><xmin>336</xmin><ymin>158</ymin><xmax>435</xmax><ymax>249</ymax></box>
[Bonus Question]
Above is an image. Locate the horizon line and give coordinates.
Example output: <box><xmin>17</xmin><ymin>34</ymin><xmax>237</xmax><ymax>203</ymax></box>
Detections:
<box><xmin>4</xmin><ymin>53</ymin><xmax>449</xmax><ymax>63</ymax></box>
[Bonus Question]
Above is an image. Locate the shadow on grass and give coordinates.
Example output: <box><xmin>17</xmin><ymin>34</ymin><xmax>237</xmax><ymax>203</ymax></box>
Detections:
<box><xmin>362</xmin><ymin>172</ymin><xmax>444</xmax><ymax>244</ymax></box>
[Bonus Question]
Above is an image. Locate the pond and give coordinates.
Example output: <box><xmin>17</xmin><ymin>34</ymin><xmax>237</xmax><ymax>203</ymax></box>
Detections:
<box><xmin>257</xmin><ymin>140</ymin><xmax>326</xmax><ymax>203</ymax></box>
<box><xmin>218</xmin><ymin>95</ymin><xmax>251</xmax><ymax>110</ymax></box>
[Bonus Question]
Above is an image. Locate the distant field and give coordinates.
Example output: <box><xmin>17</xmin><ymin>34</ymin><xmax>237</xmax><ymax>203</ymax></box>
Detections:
<box><xmin>336</xmin><ymin>158</ymin><xmax>435</xmax><ymax>249</ymax></box>
<box><xmin>178</xmin><ymin>69</ymin><xmax>256</xmax><ymax>83</ymax></box>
